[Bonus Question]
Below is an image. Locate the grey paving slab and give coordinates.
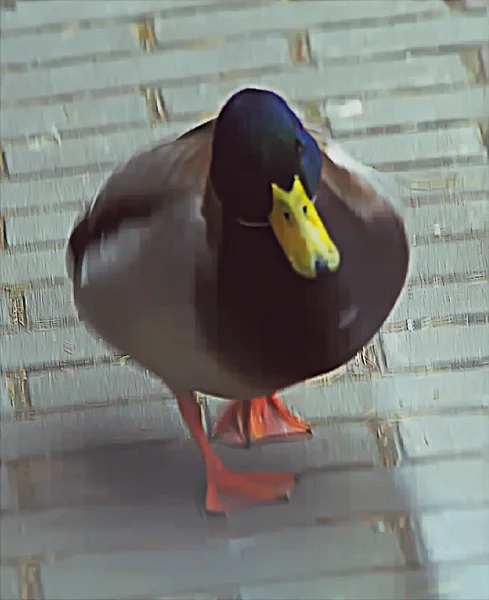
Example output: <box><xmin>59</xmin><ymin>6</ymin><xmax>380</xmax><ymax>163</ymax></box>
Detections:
<box><xmin>311</xmin><ymin>14</ymin><xmax>489</xmax><ymax>61</ymax></box>
<box><xmin>0</xmin><ymin>0</ymin><xmax>223</xmax><ymax>31</ymax></box>
<box><xmin>399</xmin><ymin>414</ymin><xmax>489</xmax><ymax>458</ymax></box>
<box><xmin>388</xmin><ymin>281</ymin><xmax>489</xmax><ymax>322</ymax></box>
<box><xmin>0</xmin><ymin>94</ymin><xmax>147</xmax><ymax>140</ymax></box>
<box><xmin>0</xmin><ymin>37</ymin><xmax>290</xmax><ymax>104</ymax></box>
<box><xmin>0</xmin><ymin>172</ymin><xmax>108</xmax><ymax>211</ymax></box>
<box><xmin>240</xmin><ymin>564</ymin><xmax>489</xmax><ymax>600</ymax></box>
<box><xmin>163</xmin><ymin>55</ymin><xmax>468</xmax><ymax>117</ymax></box>
<box><xmin>5</xmin><ymin>210</ymin><xmax>78</xmax><ymax>246</ymax></box>
<box><xmin>382</xmin><ymin>325</ymin><xmax>489</xmax><ymax>370</ymax></box>
<box><xmin>0</xmin><ymin>292</ymin><xmax>10</xmax><ymax>325</ymax></box>
<box><xmin>0</xmin><ymin>566</ymin><xmax>20</xmax><ymax>600</ymax></box>
<box><xmin>404</xmin><ymin>201</ymin><xmax>489</xmax><ymax>238</ymax></box>
<box><xmin>286</xmin><ymin>368</ymin><xmax>489</xmax><ymax>418</ymax></box>
<box><xmin>4</xmin><ymin>128</ymin><xmax>164</xmax><ymax>176</ymax></box>
<box><xmin>0</xmin><ymin>462</ymin><xmax>16</xmax><ymax>511</ymax></box>
<box><xmin>0</xmin><ymin>326</ymin><xmax>114</xmax><ymax>372</ymax></box>
<box><xmin>35</xmin><ymin>524</ymin><xmax>404</xmax><ymax>599</ymax></box>
<box><xmin>288</xmin><ymin>457</ymin><xmax>489</xmax><ymax>516</ymax></box>
<box><xmin>0</xmin><ymin>375</ymin><xmax>12</xmax><ymax>413</ymax></box>
<box><xmin>340</xmin><ymin>126</ymin><xmax>486</xmax><ymax>166</ymax></box>
<box><xmin>404</xmin><ymin>164</ymin><xmax>489</xmax><ymax>192</ymax></box>
<box><xmin>410</xmin><ymin>239</ymin><xmax>488</xmax><ymax>279</ymax></box>
<box><xmin>24</xmin><ymin>283</ymin><xmax>77</xmax><ymax>324</ymax></box>
<box><xmin>28</xmin><ymin>362</ymin><xmax>169</xmax><ymax>410</ymax></box>
<box><xmin>325</xmin><ymin>86</ymin><xmax>489</xmax><ymax>135</ymax></box>
<box><xmin>0</xmin><ymin>23</ymin><xmax>140</xmax><ymax>66</ymax></box>
<box><xmin>0</xmin><ymin>0</ymin><xmax>451</xmax><ymax>68</ymax></box>
<box><xmin>153</xmin><ymin>0</ymin><xmax>449</xmax><ymax>46</ymax></box>
<box><xmin>420</xmin><ymin>508</ymin><xmax>489</xmax><ymax>561</ymax></box>
<box><xmin>0</xmin><ymin>398</ymin><xmax>186</xmax><ymax>462</ymax></box>
<box><xmin>0</xmin><ymin>249</ymin><xmax>66</xmax><ymax>284</ymax></box>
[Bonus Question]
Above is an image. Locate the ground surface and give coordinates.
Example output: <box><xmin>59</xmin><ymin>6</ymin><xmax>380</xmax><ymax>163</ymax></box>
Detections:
<box><xmin>1</xmin><ymin>1</ymin><xmax>489</xmax><ymax>599</ymax></box>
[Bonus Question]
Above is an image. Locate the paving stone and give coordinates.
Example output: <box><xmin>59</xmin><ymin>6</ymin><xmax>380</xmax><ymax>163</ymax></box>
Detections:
<box><xmin>420</xmin><ymin>508</ymin><xmax>489</xmax><ymax>561</ymax></box>
<box><xmin>163</xmin><ymin>55</ymin><xmax>467</xmax><ymax>117</ymax></box>
<box><xmin>1</xmin><ymin>37</ymin><xmax>290</xmax><ymax>104</ymax></box>
<box><xmin>0</xmin><ymin>566</ymin><xmax>20</xmax><ymax>600</ymax></box>
<box><xmin>340</xmin><ymin>126</ymin><xmax>486</xmax><ymax>167</ymax></box>
<box><xmin>0</xmin><ymin>249</ymin><xmax>66</xmax><ymax>284</ymax></box>
<box><xmin>465</xmin><ymin>0</ymin><xmax>489</xmax><ymax>9</ymax></box>
<box><xmin>0</xmin><ymin>462</ymin><xmax>16</xmax><ymax>511</ymax></box>
<box><xmin>28</xmin><ymin>362</ymin><xmax>169</xmax><ymax>410</ymax></box>
<box><xmin>0</xmin><ymin>172</ymin><xmax>108</xmax><ymax>210</ymax></box>
<box><xmin>1</xmin><ymin>24</ymin><xmax>140</xmax><ymax>67</ymax></box>
<box><xmin>290</xmin><ymin>457</ymin><xmax>489</xmax><ymax>516</ymax></box>
<box><xmin>24</xmin><ymin>283</ymin><xmax>77</xmax><ymax>324</ymax></box>
<box><xmin>35</xmin><ymin>523</ymin><xmax>403</xmax><ymax>599</ymax></box>
<box><xmin>311</xmin><ymin>14</ymin><xmax>489</xmax><ymax>61</ymax></box>
<box><xmin>4</xmin><ymin>127</ymin><xmax>162</xmax><ymax>176</ymax></box>
<box><xmin>286</xmin><ymin>368</ymin><xmax>489</xmax><ymax>418</ymax></box>
<box><xmin>256</xmin><ymin>422</ymin><xmax>379</xmax><ymax>471</ymax></box>
<box><xmin>382</xmin><ymin>325</ymin><xmax>489</xmax><ymax>370</ymax></box>
<box><xmin>0</xmin><ymin>326</ymin><xmax>114</xmax><ymax>371</ymax></box>
<box><xmin>325</xmin><ymin>86</ymin><xmax>489</xmax><ymax>135</ymax></box>
<box><xmin>0</xmin><ymin>292</ymin><xmax>10</xmax><ymax>325</ymax></box>
<box><xmin>399</xmin><ymin>414</ymin><xmax>489</xmax><ymax>458</ymax></box>
<box><xmin>411</xmin><ymin>239</ymin><xmax>488</xmax><ymax>279</ymax></box>
<box><xmin>154</xmin><ymin>0</ymin><xmax>449</xmax><ymax>46</ymax></box>
<box><xmin>240</xmin><ymin>564</ymin><xmax>489</xmax><ymax>600</ymax></box>
<box><xmin>0</xmin><ymin>398</ymin><xmax>186</xmax><ymax>462</ymax></box>
<box><xmin>388</xmin><ymin>281</ymin><xmax>489</xmax><ymax>322</ymax></box>
<box><xmin>404</xmin><ymin>201</ymin><xmax>489</xmax><ymax>238</ymax></box>
<box><xmin>0</xmin><ymin>0</ymin><xmax>218</xmax><ymax>30</ymax></box>
<box><xmin>1</xmin><ymin>94</ymin><xmax>147</xmax><ymax>140</ymax></box>
<box><xmin>404</xmin><ymin>164</ymin><xmax>489</xmax><ymax>192</ymax></box>
<box><xmin>5</xmin><ymin>211</ymin><xmax>78</xmax><ymax>246</ymax></box>
<box><xmin>1</xmin><ymin>1</ymin><xmax>451</xmax><ymax>69</ymax></box>
<box><xmin>3</xmin><ymin>122</ymin><xmax>193</xmax><ymax>177</ymax></box>
<box><xmin>0</xmin><ymin>376</ymin><xmax>13</xmax><ymax>413</ymax></box>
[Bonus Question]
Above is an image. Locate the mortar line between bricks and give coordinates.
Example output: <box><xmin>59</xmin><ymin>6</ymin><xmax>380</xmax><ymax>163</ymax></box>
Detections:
<box><xmin>18</xmin><ymin>558</ymin><xmax>45</xmax><ymax>600</ymax></box>
<box><xmin>367</xmin><ymin>418</ymin><xmax>428</xmax><ymax>567</ymax></box>
<box><xmin>0</xmin><ymin>8</ymin><xmax>459</xmax><ymax>42</ymax></box>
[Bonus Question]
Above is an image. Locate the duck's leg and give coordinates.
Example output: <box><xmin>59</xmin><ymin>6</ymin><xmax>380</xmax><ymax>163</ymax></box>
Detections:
<box><xmin>177</xmin><ymin>394</ymin><xmax>297</xmax><ymax>515</ymax></box>
<box><xmin>212</xmin><ymin>392</ymin><xmax>312</xmax><ymax>447</ymax></box>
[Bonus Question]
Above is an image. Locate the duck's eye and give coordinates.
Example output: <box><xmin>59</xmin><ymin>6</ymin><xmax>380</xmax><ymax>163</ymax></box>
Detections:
<box><xmin>302</xmin><ymin>205</ymin><xmax>308</xmax><ymax>216</ymax></box>
<box><xmin>296</xmin><ymin>139</ymin><xmax>304</xmax><ymax>155</ymax></box>
<box><xmin>284</xmin><ymin>211</ymin><xmax>292</xmax><ymax>223</ymax></box>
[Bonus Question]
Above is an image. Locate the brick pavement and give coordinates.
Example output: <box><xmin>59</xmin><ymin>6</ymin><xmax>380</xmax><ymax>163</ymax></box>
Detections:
<box><xmin>1</xmin><ymin>1</ymin><xmax>489</xmax><ymax>598</ymax></box>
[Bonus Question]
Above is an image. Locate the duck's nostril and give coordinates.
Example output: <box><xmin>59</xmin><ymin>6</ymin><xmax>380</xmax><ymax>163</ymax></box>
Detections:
<box><xmin>315</xmin><ymin>258</ymin><xmax>328</xmax><ymax>273</ymax></box>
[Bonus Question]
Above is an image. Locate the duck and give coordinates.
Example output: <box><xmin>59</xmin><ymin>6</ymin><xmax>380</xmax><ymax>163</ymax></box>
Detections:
<box><xmin>67</xmin><ymin>87</ymin><xmax>409</xmax><ymax>515</ymax></box>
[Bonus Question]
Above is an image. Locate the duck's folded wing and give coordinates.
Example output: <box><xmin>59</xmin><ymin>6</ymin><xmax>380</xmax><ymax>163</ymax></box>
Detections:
<box><xmin>309</xmin><ymin>129</ymin><xmax>406</xmax><ymax>222</ymax></box>
<box><xmin>66</xmin><ymin>120</ymin><xmax>215</xmax><ymax>282</ymax></box>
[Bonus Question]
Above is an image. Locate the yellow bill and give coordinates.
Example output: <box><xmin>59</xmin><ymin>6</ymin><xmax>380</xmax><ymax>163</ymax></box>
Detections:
<box><xmin>269</xmin><ymin>175</ymin><xmax>340</xmax><ymax>279</ymax></box>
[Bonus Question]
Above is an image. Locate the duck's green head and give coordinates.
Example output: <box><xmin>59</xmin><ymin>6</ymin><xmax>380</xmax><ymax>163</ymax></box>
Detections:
<box><xmin>210</xmin><ymin>88</ymin><xmax>340</xmax><ymax>280</ymax></box>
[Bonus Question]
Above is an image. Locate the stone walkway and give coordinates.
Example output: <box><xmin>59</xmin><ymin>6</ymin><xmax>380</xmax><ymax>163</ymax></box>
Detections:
<box><xmin>1</xmin><ymin>1</ymin><xmax>488</xmax><ymax>598</ymax></box>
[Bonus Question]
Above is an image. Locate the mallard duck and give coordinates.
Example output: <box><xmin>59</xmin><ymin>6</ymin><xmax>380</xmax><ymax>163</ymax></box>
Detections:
<box><xmin>67</xmin><ymin>88</ymin><xmax>409</xmax><ymax>514</ymax></box>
